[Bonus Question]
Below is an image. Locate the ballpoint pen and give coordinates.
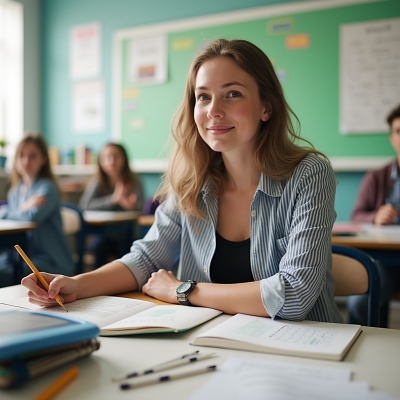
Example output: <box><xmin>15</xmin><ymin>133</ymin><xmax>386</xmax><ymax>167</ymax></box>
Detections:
<box><xmin>120</xmin><ymin>365</ymin><xmax>217</xmax><ymax>390</ymax></box>
<box><xmin>113</xmin><ymin>351</ymin><xmax>217</xmax><ymax>382</ymax></box>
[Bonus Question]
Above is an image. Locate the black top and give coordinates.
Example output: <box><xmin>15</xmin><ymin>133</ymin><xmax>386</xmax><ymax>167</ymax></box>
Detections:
<box><xmin>210</xmin><ymin>231</ymin><xmax>253</xmax><ymax>284</ymax></box>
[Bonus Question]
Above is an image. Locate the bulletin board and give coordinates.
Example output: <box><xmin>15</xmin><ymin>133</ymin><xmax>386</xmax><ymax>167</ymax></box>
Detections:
<box><xmin>112</xmin><ymin>0</ymin><xmax>400</xmax><ymax>171</ymax></box>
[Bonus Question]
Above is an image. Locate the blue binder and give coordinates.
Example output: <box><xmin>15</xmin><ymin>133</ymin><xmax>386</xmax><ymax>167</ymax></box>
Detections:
<box><xmin>0</xmin><ymin>310</ymin><xmax>100</xmax><ymax>361</ymax></box>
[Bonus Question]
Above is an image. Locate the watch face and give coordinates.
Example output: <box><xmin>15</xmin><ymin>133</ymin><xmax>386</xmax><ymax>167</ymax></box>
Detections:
<box><xmin>177</xmin><ymin>282</ymin><xmax>192</xmax><ymax>294</ymax></box>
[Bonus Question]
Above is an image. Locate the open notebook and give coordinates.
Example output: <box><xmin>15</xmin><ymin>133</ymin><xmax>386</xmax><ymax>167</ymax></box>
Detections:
<box><xmin>2</xmin><ymin>296</ymin><xmax>221</xmax><ymax>336</ymax></box>
<box><xmin>191</xmin><ymin>313</ymin><xmax>361</xmax><ymax>361</ymax></box>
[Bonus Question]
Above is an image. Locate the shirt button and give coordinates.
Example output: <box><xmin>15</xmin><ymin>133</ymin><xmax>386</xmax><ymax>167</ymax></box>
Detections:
<box><xmin>203</xmin><ymin>267</ymin><xmax>207</xmax><ymax>273</ymax></box>
<box><xmin>251</xmin><ymin>210</ymin><xmax>257</xmax><ymax>217</ymax></box>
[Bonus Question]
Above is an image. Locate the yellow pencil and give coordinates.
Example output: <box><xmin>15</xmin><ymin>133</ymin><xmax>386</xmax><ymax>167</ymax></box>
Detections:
<box><xmin>14</xmin><ymin>244</ymin><xmax>68</xmax><ymax>312</ymax></box>
<box><xmin>33</xmin><ymin>366</ymin><xmax>79</xmax><ymax>400</ymax></box>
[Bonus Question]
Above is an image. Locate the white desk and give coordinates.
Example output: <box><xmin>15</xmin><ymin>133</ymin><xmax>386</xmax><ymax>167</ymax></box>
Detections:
<box><xmin>1</xmin><ymin>285</ymin><xmax>400</xmax><ymax>399</ymax></box>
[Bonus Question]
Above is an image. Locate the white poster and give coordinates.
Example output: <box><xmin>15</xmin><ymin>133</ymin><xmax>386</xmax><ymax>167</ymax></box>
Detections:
<box><xmin>128</xmin><ymin>35</ymin><xmax>167</xmax><ymax>85</ymax></box>
<box><xmin>340</xmin><ymin>18</ymin><xmax>400</xmax><ymax>134</ymax></box>
<box><xmin>70</xmin><ymin>22</ymin><xmax>102</xmax><ymax>80</ymax></box>
<box><xmin>72</xmin><ymin>80</ymin><xmax>105</xmax><ymax>133</ymax></box>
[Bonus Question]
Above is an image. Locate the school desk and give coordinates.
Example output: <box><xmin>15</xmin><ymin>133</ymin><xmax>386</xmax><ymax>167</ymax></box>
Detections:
<box><xmin>83</xmin><ymin>210</ymin><xmax>142</xmax><ymax>252</ymax></box>
<box><xmin>137</xmin><ymin>214</ymin><xmax>155</xmax><ymax>236</ymax></box>
<box><xmin>332</xmin><ymin>223</ymin><xmax>400</xmax><ymax>267</ymax></box>
<box><xmin>0</xmin><ymin>285</ymin><xmax>400</xmax><ymax>400</ymax></box>
<box><xmin>0</xmin><ymin>220</ymin><xmax>37</xmax><ymax>284</ymax></box>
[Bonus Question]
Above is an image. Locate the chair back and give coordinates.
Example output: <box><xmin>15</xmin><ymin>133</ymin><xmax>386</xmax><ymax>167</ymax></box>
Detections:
<box><xmin>60</xmin><ymin>201</ymin><xmax>85</xmax><ymax>275</ymax></box>
<box><xmin>332</xmin><ymin>244</ymin><xmax>380</xmax><ymax>327</ymax></box>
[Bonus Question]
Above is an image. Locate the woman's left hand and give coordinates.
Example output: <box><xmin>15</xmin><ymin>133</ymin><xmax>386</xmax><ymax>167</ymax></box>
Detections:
<box><xmin>142</xmin><ymin>269</ymin><xmax>181</xmax><ymax>303</ymax></box>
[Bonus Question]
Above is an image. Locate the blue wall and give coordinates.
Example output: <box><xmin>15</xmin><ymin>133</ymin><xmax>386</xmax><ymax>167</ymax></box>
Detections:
<box><xmin>40</xmin><ymin>0</ymin><xmax>385</xmax><ymax>220</ymax></box>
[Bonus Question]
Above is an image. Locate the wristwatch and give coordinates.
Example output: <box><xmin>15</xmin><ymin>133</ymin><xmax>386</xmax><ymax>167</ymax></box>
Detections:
<box><xmin>176</xmin><ymin>280</ymin><xmax>197</xmax><ymax>306</ymax></box>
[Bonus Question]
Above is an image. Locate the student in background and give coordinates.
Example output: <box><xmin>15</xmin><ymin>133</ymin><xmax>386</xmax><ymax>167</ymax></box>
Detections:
<box><xmin>351</xmin><ymin>105</ymin><xmax>400</xmax><ymax>225</ymax></box>
<box><xmin>0</xmin><ymin>134</ymin><xmax>74</xmax><ymax>286</ymax></box>
<box><xmin>23</xmin><ymin>39</ymin><xmax>342</xmax><ymax>323</ymax></box>
<box><xmin>79</xmin><ymin>143</ymin><xmax>144</xmax><ymax>268</ymax></box>
<box><xmin>349</xmin><ymin>104</ymin><xmax>400</xmax><ymax>325</ymax></box>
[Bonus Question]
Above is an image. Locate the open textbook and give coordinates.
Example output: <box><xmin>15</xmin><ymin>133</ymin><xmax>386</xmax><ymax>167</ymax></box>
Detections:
<box><xmin>3</xmin><ymin>296</ymin><xmax>221</xmax><ymax>336</ymax></box>
<box><xmin>191</xmin><ymin>313</ymin><xmax>361</xmax><ymax>361</ymax></box>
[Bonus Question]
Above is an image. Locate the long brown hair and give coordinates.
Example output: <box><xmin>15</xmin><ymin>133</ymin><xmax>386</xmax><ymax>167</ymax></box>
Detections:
<box><xmin>96</xmin><ymin>143</ymin><xmax>137</xmax><ymax>194</ymax></box>
<box><xmin>10</xmin><ymin>133</ymin><xmax>57</xmax><ymax>188</ymax></box>
<box><xmin>157</xmin><ymin>38</ymin><xmax>325</xmax><ymax>219</ymax></box>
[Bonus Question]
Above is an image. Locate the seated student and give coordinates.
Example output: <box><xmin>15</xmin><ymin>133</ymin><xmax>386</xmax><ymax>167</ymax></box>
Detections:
<box><xmin>349</xmin><ymin>104</ymin><xmax>400</xmax><ymax>325</ymax></box>
<box><xmin>22</xmin><ymin>39</ymin><xmax>342</xmax><ymax>323</ymax></box>
<box><xmin>79</xmin><ymin>143</ymin><xmax>144</xmax><ymax>268</ymax></box>
<box><xmin>0</xmin><ymin>134</ymin><xmax>74</xmax><ymax>286</ymax></box>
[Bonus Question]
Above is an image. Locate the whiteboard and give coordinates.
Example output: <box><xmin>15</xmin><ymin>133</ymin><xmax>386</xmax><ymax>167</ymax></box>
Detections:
<box><xmin>340</xmin><ymin>17</ymin><xmax>400</xmax><ymax>134</ymax></box>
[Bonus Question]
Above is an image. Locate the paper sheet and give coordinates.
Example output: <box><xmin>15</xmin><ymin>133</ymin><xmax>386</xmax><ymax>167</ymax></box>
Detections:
<box><xmin>189</xmin><ymin>356</ymin><xmax>398</xmax><ymax>400</ymax></box>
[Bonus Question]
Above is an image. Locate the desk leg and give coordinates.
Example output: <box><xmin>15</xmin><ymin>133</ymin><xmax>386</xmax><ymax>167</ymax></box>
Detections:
<box><xmin>11</xmin><ymin>234</ymin><xmax>27</xmax><ymax>284</ymax></box>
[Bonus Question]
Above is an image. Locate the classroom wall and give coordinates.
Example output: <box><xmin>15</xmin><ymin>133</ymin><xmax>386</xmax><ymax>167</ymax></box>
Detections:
<box><xmin>14</xmin><ymin>0</ymin><xmax>41</xmax><ymax>132</ymax></box>
<box><xmin>37</xmin><ymin>0</ymin><xmax>394</xmax><ymax>220</ymax></box>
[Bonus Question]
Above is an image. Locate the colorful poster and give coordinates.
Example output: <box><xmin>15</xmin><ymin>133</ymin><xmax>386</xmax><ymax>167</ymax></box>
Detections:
<box><xmin>128</xmin><ymin>35</ymin><xmax>167</xmax><ymax>86</ymax></box>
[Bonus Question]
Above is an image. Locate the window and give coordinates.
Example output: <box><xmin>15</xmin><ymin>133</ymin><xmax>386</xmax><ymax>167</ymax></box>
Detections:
<box><xmin>0</xmin><ymin>0</ymin><xmax>23</xmax><ymax>166</ymax></box>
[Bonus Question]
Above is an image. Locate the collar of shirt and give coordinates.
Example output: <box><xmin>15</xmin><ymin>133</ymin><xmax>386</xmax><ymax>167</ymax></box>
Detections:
<box><xmin>390</xmin><ymin>160</ymin><xmax>400</xmax><ymax>181</ymax></box>
<box><xmin>201</xmin><ymin>173</ymin><xmax>284</xmax><ymax>202</ymax></box>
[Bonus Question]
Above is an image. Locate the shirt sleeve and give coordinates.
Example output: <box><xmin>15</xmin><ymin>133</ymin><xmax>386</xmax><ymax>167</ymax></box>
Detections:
<box><xmin>260</xmin><ymin>158</ymin><xmax>336</xmax><ymax>320</ymax></box>
<box><xmin>79</xmin><ymin>179</ymin><xmax>115</xmax><ymax>210</ymax></box>
<box><xmin>117</xmin><ymin>194</ymin><xmax>182</xmax><ymax>289</ymax></box>
<box><xmin>0</xmin><ymin>180</ymin><xmax>60</xmax><ymax>223</ymax></box>
<box><xmin>350</xmin><ymin>171</ymin><xmax>379</xmax><ymax>223</ymax></box>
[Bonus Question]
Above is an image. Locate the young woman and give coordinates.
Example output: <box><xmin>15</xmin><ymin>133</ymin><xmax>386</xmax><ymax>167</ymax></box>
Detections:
<box><xmin>78</xmin><ymin>143</ymin><xmax>144</xmax><ymax>268</ymax></box>
<box><xmin>0</xmin><ymin>134</ymin><xmax>74</xmax><ymax>284</ymax></box>
<box><xmin>22</xmin><ymin>39</ymin><xmax>342</xmax><ymax>323</ymax></box>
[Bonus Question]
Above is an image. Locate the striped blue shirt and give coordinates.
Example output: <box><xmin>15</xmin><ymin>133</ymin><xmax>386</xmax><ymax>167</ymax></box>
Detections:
<box><xmin>119</xmin><ymin>154</ymin><xmax>343</xmax><ymax>323</ymax></box>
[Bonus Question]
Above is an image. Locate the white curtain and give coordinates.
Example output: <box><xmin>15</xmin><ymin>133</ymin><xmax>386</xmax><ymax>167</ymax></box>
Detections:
<box><xmin>0</xmin><ymin>0</ymin><xmax>23</xmax><ymax>167</ymax></box>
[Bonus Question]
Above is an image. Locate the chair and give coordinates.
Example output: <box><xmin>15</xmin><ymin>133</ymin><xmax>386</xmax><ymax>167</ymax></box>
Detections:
<box><xmin>60</xmin><ymin>201</ymin><xmax>86</xmax><ymax>275</ymax></box>
<box><xmin>332</xmin><ymin>244</ymin><xmax>380</xmax><ymax>327</ymax></box>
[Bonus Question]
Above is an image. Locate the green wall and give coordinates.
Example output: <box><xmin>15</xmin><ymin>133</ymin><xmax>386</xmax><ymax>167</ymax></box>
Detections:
<box><xmin>117</xmin><ymin>1</ymin><xmax>398</xmax><ymax>162</ymax></box>
<box><xmin>39</xmin><ymin>0</ymin><xmax>396</xmax><ymax>220</ymax></box>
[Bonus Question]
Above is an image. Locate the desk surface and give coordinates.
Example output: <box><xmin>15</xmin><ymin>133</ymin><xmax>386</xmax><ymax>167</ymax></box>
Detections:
<box><xmin>0</xmin><ymin>285</ymin><xmax>400</xmax><ymax>399</ymax></box>
<box><xmin>332</xmin><ymin>223</ymin><xmax>400</xmax><ymax>250</ymax></box>
<box><xmin>0</xmin><ymin>220</ymin><xmax>37</xmax><ymax>234</ymax></box>
<box><xmin>83</xmin><ymin>211</ymin><xmax>141</xmax><ymax>226</ymax></box>
<box><xmin>137</xmin><ymin>214</ymin><xmax>155</xmax><ymax>227</ymax></box>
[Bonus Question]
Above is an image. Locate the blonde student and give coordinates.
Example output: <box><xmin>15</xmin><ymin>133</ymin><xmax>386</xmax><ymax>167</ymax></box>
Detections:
<box><xmin>22</xmin><ymin>39</ymin><xmax>342</xmax><ymax>323</ymax></box>
<box><xmin>78</xmin><ymin>143</ymin><xmax>144</xmax><ymax>268</ymax></box>
<box><xmin>0</xmin><ymin>134</ymin><xmax>74</xmax><ymax>284</ymax></box>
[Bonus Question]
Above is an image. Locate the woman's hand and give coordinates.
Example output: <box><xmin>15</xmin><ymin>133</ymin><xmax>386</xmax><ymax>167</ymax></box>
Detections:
<box><xmin>20</xmin><ymin>195</ymin><xmax>47</xmax><ymax>211</ymax></box>
<box><xmin>142</xmin><ymin>270</ymin><xmax>181</xmax><ymax>303</ymax></box>
<box><xmin>21</xmin><ymin>272</ymin><xmax>78</xmax><ymax>307</ymax></box>
<box><xmin>118</xmin><ymin>193</ymin><xmax>137</xmax><ymax>210</ymax></box>
<box><xmin>111</xmin><ymin>181</ymin><xmax>125</xmax><ymax>204</ymax></box>
<box><xmin>374</xmin><ymin>204</ymin><xmax>398</xmax><ymax>225</ymax></box>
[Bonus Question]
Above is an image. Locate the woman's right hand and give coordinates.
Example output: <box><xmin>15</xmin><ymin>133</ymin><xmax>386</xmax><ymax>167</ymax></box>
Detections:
<box><xmin>20</xmin><ymin>194</ymin><xmax>47</xmax><ymax>211</ymax></box>
<box><xmin>374</xmin><ymin>204</ymin><xmax>398</xmax><ymax>225</ymax></box>
<box><xmin>21</xmin><ymin>273</ymin><xmax>79</xmax><ymax>307</ymax></box>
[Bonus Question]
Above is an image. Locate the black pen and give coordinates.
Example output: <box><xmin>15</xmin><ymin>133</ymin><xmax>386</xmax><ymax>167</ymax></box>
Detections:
<box><xmin>120</xmin><ymin>365</ymin><xmax>217</xmax><ymax>390</ymax></box>
<box><xmin>113</xmin><ymin>351</ymin><xmax>217</xmax><ymax>382</ymax></box>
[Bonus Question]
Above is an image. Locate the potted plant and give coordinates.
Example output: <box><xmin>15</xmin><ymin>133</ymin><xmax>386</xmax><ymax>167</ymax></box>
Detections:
<box><xmin>0</xmin><ymin>139</ymin><xmax>7</xmax><ymax>169</ymax></box>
